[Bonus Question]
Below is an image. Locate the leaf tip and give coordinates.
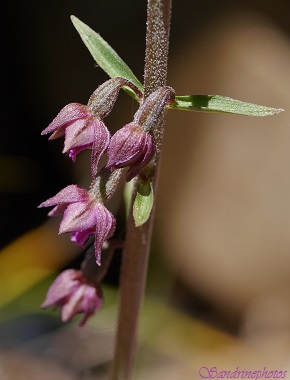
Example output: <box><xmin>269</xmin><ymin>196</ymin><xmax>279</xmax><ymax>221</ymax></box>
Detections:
<box><xmin>260</xmin><ymin>107</ymin><xmax>284</xmax><ymax>117</ymax></box>
<box><xmin>70</xmin><ymin>15</ymin><xmax>77</xmax><ymax>24</ymax></box>
<box><xmin>70</xmin><ymin>15</ymin><xmax>83</xmax><ymax>31</ymax></box>
<box><xmin>275</xmin><ymin>108</ymin><xmax>284</xmax><ymax>114</ymax></box>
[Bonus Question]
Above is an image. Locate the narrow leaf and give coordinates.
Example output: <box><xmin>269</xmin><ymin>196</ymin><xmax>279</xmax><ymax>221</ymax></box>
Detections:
<box><xmin>71</xmin><ymin>16</ymin><xmax>144</xmax><ymax>100</ymax></box>
<box><xmin>171</xmin><ymin>95</ymin><xmax>284</xmax><ymax>116</ymax></box>
<box><xmin>133</xmin><ymin>180</ymin><xmax>154</xmax><ymax>227</ymax></box>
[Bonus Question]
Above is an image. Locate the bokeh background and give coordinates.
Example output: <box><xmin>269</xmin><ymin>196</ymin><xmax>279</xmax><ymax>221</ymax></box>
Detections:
<box><xmin>1</xmin><ymin>0</ymin><xmax>290</xmax><ymax>378</ymax></box>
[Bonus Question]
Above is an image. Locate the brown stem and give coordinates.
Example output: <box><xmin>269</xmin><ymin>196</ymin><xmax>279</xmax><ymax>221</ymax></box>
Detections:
<box><xmin>110</xmin><ymin>1</ymin><xmax>172</xmax><ymax>379</ymax></box>
<box><xmin>144</xmin><ymin>0</ymin><xmax>172</xmax><ymax>96</ymax></box>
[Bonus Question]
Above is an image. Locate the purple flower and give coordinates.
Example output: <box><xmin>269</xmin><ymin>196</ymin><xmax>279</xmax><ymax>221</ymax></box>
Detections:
<box><xmin>41</xmin><ymin>103</ymin><xmax>109</xmax><ymax>172</ymax></box>
<box><xmin>38</xmin><ymin>185</ymin><xmax>116</xmax><ymax>265</ymax></box>
<box><xmin>105</xmin><ymin>86</ymin><xmax>175</xmax><ymax>181</ymax></box>
<box><xmin>42</xmin><ymin>269</ymin><xmax>103</xmax><ymax>326</ymax></box>
<box><xmin>41</xmin><ymin>78</ymin><xmax>143</xmax><ymax>177</ymax></box>
<box><xmin>106</xmin><ymin>122</ymin><xmax>155</xmax><ymax>181</ymax></box>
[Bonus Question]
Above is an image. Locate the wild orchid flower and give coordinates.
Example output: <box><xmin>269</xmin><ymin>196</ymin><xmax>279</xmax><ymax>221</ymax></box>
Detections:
<box><xmin>38</xmin><ymin>184</ymin><xmax>115</xmax><ymax>265</ymax></box>
<box><xmin>106</xmin><ymin>122</ymin><xmax>155</xmax><ymax>181</ymax></box>
<box><xmin>107</xmin><ymin>86</ymin><xmax>175</xmax><ymax>181</ymax></box>
<box><xmin>41</xmin><ymin>78</ymin><xmax>143</xmax><ymax>176</ymax></box>
<box><xmin>42</xmin><ymin>269</ymin><xmax>103</xmax><ymax>326</ymax></box>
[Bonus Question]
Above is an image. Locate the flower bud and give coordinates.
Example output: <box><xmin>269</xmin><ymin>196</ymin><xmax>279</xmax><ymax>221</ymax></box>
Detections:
<box><xmin>134</xmin><ymin>86</ymin><xmax>175</xmax><ymax>131</ymax></box>
<box><xmin>87</xmin><ymin>77</ymin><xmax>143</xmax><ymax>119</ymax></box>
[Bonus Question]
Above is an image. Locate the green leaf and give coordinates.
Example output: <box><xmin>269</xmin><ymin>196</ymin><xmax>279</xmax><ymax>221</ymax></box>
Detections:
<box><xmin>133</xmin><ymin>180</ymin><xmax>154</xmax><ymax>227</ymax></box>
<box><xmin>71</xmin><ymin>16</ymin><xmax>144</xmax><ymax>100</ymax></box>
<box><xmin>171</xmin><ymin>95</ymin><xmax>284</xmax><ymax>116</ymax></box>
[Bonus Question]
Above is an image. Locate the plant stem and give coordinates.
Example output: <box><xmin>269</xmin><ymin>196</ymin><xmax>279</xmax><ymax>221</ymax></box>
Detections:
<box><xmin>110</xmin><ymin>1</ymin><xmax>172</xmax><ymax>379</ymax></box>
<box><xmin>144</xmin><ymin>0</ymin><xmax>172</xmax><ymax>97</ymax></box>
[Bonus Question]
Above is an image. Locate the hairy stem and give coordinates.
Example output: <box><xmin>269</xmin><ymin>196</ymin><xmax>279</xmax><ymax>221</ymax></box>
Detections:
<box><xmin>110</xmin><ymin>1</ymin><xmax>172</xmax><ymax>379</ymax></box>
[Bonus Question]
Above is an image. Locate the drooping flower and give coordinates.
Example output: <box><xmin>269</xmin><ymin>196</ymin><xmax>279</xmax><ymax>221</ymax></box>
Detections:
<box><xmin>41</xmin><ymin>103</ymin><xmax>110</xmax><ymax>170</ymax></box>
<box><xmin>38</xmin><ymin>185</ymin><xmax>116</xmax><ymax>265</ymax></box>
<box><xmin>106</xmin><ymin>86</ymin><xmax>175</xmax><ymax>181</ymax></box>
<box><xmin>41</xmin><ymin>78</ymin><xmax>143</xmax><ymax>176</ymax></box>
<box><xmin>42</xmin><ymin>269</ymin><xmax>103</xmax><ymax>326</ymax></box>
<box><xmin>106</xmin><ymin>122</ymin><xmax>155</xmax><ymax>181</ymax></box>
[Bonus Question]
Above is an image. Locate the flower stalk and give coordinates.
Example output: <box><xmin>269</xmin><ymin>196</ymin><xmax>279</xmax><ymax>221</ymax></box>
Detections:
<box><xmin>110</xmin><ymin>1</ymin><xmax>172</xmax><ymax>379</ymax></box>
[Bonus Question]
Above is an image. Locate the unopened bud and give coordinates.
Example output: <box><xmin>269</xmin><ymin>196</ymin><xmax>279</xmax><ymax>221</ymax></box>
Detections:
<box><xmin>134</xmin><ymin>86</ymin><xmax>175</xmax><ymax>132</ymax></box>
<box><xmin>88</xmin><ymin>77</ymin><xmax>143</xmax><ymax>119</ymax></box>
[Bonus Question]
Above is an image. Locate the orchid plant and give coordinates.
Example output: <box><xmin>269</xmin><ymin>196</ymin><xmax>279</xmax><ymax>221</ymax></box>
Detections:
<box><xmin>39</xmin><ymin>1</ymin><xmax>283</xmax><ymax>379</ymax></box>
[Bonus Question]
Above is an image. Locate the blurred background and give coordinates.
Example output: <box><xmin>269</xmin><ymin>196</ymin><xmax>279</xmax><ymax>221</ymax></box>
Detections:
<box><xmin>1</xmin><ymin>0</ymin><xmax>290</xmax><ymax>378</ymax></box>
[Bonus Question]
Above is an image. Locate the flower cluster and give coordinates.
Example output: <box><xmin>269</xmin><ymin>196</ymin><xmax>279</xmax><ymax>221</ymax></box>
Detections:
<box><xmin>40</xmin><ymin>78</ymin><xmax>175</xmax><ymax>324</ymax></box>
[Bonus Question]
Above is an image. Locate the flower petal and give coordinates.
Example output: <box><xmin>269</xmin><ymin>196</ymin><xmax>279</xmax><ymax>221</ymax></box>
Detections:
<box><xmin>38</xmin><ymin>185</ymin><xmax>89</xmax><ymax>208</ymax></box>
<box><xmin>106</xmin><ymin>123</ymin><xmax>145</xmax><ymax>169</ymax></box>
<box><xmin>41</xmin><ymin>269</ymin><xmax>82</xmax><ymax>309</ymax></box>
<box><xmin>61</xmin><ymin>283</ymin><xmax>103</xmax><ymax>326</ymax></box>
<box><xmin>126</xmin><ymin>133</ymin><xmax>155</xmax><ymax>181</ymax></box>
<box><xmin>59</xmin><ymin>201</ymin><xmax>97</xmax><ymax>234</ymax></box>
<box><xmin>91</xmin><ymin>119</ymin><xmax>110</xmax><ymax>178</ymax></box>
<box><xmin>94</xmin><ymin>205</ymin><xmax>116</xmax><ymax>265</ymax></box>
<box><xmin>41</xmin><ymin>103</ymin><xmax>90</xmax><ymax>136</ymax></box>
<box><xmin>47</xmin><ymin>204</ymin><xmax>68</xmax><ymax>217</ymax></box>
<box><xmin>79</xmin><ymin>284</ymin><xmax>103</xmax><ymax>326</ymax></box>
<box><xmin>62</xmin><ymin>118</ymin><xmax>95</xmax><ymax>154</ymax></box>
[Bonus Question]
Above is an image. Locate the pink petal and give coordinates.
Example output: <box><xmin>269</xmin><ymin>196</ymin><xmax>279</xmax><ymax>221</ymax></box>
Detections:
<box><xmin>42</xmin><ymin>269</ymin><xmax>82</xmax><ymax>309</ymax></box>
<box><xmin>91</xmin><ymin>119</ymin><xmax>110</xmax><ymax>178</ymax></box>
<box><xmin>126</xmin><ymin>133</ymin><xmax>155</xmax><ymax>181</ymax></box>
<box><xmin>106</xmin><ymin>123</ymin><xmax>146</xmax><ymax>169</ymax></box>
<box><xmin>61</xmin><ymin>285</ymin><xmax>85</xmax><ymax>322</ymax></box>
<box><xmin>79</xmin><ymin>284</ymin><xmax>103</xmax><ymax>326</ymax></box>
<box><xmin>38</xmin><ymin>185</ymin><xmax>89</xmax><ymax>208</ymax></box>
<box><xmin>47</xmin><ymin>204</ymin><xmax>68</xmax><ymax>217</ymax></box>
<box><xmin>41</xmin><ymin>103</ymin><xmax>90</xmax><ymax>135</ymax></box>
<box><xmin>94</xmin><ymin>205</ymin><xmax>116</xmax><ymax>265</ymax></box>
<box><xmin>59</xmin><ymin>201</ymin><xmax>97</xmax><ymax>234</ymax></box>
<box><xmin>61</xmin><ymin>283</ymin><xmax>103</xmax><ymax>325</ymax></box>
<box><xmin>62</xmin><ymin>118</ymin><xmax>95</xmax><ymax>154</ymax></box>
